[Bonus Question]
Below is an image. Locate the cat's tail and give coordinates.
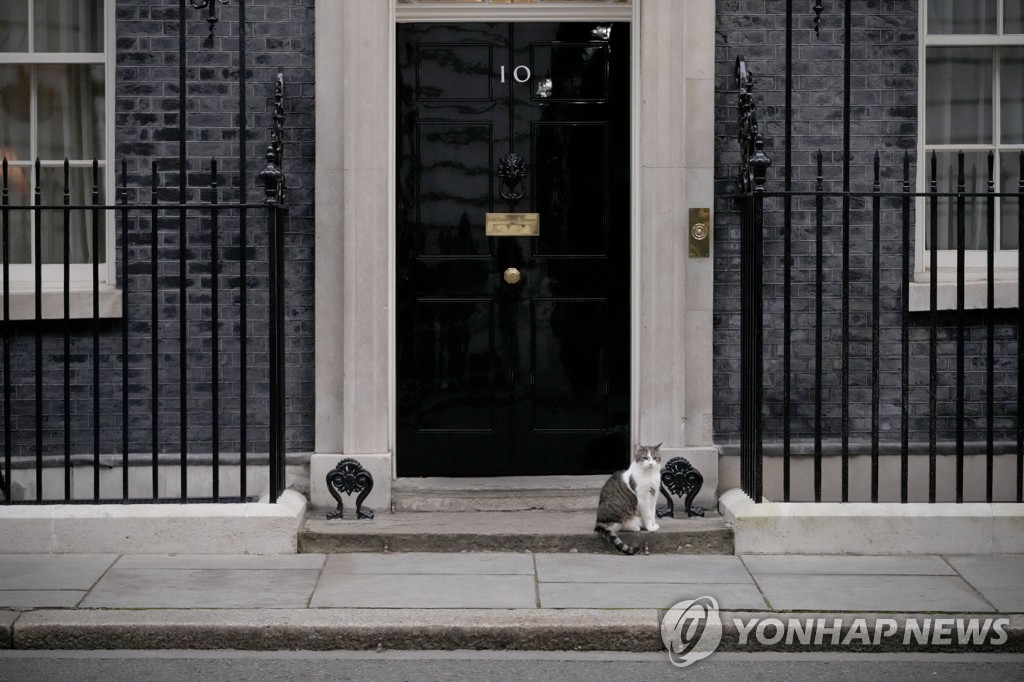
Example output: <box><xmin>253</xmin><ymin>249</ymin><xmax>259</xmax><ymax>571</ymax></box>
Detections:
<box><xmin>594</xmin><ymin>524</ymin><xmax>638</xmax><ymax>556</ymax></box>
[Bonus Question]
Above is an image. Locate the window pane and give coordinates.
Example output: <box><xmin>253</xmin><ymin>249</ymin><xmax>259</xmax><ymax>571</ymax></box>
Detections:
<box><xmin>0</xmin><ymin>1</ymin><xmax>29</xmax><ymax>52</ymax></box>
<box><xmin>926</xmin><ymin>151</ymin><xmax>992</xmax><ymax>250</ymax></box>
<box><xmin>38</xmin><ymin>165</ymin><xmax>105</xmax><ymax>264</ymax></box>
<box><xmin>926</xmin><ymin>47</ymin><xmax>992</xmax><ymax>145</ymax></box>
<box><xmin>2</xmin><ymin>165</ymin><xmax>32</xmax><ymax>264</ymax></box>
<box><xmin>1006</xmin><ymin>0</ymin><xmax>1024</xmax><ymax>34</ymax></box>
<box><xmin>1002</xmin><ymin>152</ymin><xmax>1021</xmax><ymax>250</ymax></box>
<box><xmin>1001</xmin><ymin>47</ymin><xmax>1024</xmax><ymax>143</ymax></box>
<box><xmin>36</xmin><ymin>64</ymin><xmax>105</xmax><ymax>160</ymax></box>
<box><xmin>33</xmin><ymin>0</ymin><xmax>103</xmax><ymax>52</ymax></box>
<box><xmin>0</xmin><ymin>65</ymin><xmax>32</xmax><ymax>161</ymax></box>
<box><xmin>928</xmin><ymin>0</ymin><xmax>997</xmax><ymax>34</ymax></box>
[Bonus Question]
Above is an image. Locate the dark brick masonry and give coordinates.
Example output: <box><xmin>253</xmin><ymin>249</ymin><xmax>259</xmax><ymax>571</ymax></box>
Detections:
<box><xmin>1</xmin><ymin>0</ymin><xmax>314</xmax><ymax>463</ymax></box>
<box><xmin>5</xmin><ymin>1</ymin><xmax>1018</xmax><ymax>474</ymax></box>
<box><xmin>713</xmin><ymin>0</ymin><xmax>1020</xmax><ymax>446</ymax></box>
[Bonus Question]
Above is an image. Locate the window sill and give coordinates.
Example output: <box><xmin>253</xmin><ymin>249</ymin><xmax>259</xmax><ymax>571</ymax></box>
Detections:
<box><xmin>2</xmin><ymin>287</ymin><xmax>123</xmax><ymax>321</ymax></box>
<box><xmin>908</xmin><ymin>270</ymin><xmax>1018</xmax><ymax>311</ymax></box>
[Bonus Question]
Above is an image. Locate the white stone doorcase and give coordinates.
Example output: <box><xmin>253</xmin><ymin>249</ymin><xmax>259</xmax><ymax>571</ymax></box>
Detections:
<box><xmin>311</xmin><ymin>0</ymin><xmax>717</xmax><ymax>511</ymax></box>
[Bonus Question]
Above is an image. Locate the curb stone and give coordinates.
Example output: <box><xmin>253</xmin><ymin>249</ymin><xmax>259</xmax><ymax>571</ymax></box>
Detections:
<box><xmin>10</xmin><ymin>609</ymin><xmax>661</xmax><ymax>652</ymax></box>
<box><xmin>6</xmin><ymin>609</ymin><xmax>1024</xmax><ymax>653</ymax></box>
<box><xmin>0</xmin><ymin>610</ymin><xmax>14</xmax><ymax>649</ymax></box>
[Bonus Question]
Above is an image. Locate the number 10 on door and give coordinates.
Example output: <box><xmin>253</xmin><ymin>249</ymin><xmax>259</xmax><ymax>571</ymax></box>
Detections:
<box><xmin>500</xmin><ymin>65</ymin><xmax>532</xmax><ymax>83</ymax></box>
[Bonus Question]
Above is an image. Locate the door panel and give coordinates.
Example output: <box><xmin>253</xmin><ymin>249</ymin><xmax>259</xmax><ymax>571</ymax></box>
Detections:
<box><xmin>533</xmin><ymin>122</ymin><xmax>609</xmax><ymax>255</ymax></box>
<box><xmin>397</xmin><ymin>22</ymin><xmax>629</xmax><ymax>477</ymax></box>
<box><xmin>413</xmin><ymin>299</ymin><xmax>496</xmax><ymax>432</ymax></box>
<box><xmin>416</xmin><ymin>123</ymin><xmax>494</xmax><ymax>256</ymax></box>
<box><xmin>530</xmin><ymin>298</ymin><xmax>608</xmax><ymax>431</ymax></box>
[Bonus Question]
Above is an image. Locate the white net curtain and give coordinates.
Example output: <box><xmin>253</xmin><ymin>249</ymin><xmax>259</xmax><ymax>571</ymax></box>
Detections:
<box><xmin>0</xmin><ymin>0</ymin><xmax>105</xmax><ymax>265</ymax></box>
<box><xmin>925</xmin><ymin>0</ymin><xmax>1024</xmax><ymax>251</ymax></box>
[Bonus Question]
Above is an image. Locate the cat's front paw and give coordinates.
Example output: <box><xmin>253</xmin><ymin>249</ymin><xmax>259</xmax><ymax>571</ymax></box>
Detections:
<box><xmin>645</xmin><ymin>522</ymin><xmax>660</xmax><ymax>532</ymax></box>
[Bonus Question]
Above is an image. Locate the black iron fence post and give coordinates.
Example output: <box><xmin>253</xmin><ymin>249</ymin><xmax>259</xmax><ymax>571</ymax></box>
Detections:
<box><xmin>736</xmin><ymin>58</ymin><xmax>769</xmax><ymax>503</ymax></box>
<box><xmin>1</xmin><ymin>158</ymin><xmax>8</xmax><ymax>503</ymax></box>
<box><xmin>742</xmin><ymin>185</ymin><xmax>766</xmax><ymax>504</ymax></box>
<box><xmin>261</xmin><ymin>73</ymin><xmax>287</xmax><ymax>503</ymax></box>
<box><xmin>1019</xmin><ymin>151</ymin><xmax>1024</xmax><ymax>503</ymax></box>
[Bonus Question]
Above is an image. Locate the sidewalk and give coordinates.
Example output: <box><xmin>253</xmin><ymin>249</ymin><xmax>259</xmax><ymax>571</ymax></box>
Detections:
<box><xmin>0</xmin><ymin>552</ymin><xmax>1022</xmax><ymax>652</ymax></box>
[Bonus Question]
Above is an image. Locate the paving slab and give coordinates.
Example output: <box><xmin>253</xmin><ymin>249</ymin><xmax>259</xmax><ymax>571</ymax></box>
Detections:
<box><xmin>0</xmin><ymin>590</ymin><xmax>85</xmax><ymax>609</ymax></box>
<box><xmin>966</xmin><ymin>589</ymin><xmax>1024</xmax><ymax>613</ymax></box>
<box><xmin>113</xmin><ymin>554</ymin><xmax>327</xmax><ymax>570</ymax></box>
<box><xmin>322</xmin><ymin>552</ymin><xmax>534</xmax><ymax>576</ymax></box>
<box><xmin>755</xmin><ymin>575</ymin><xmax>996</xmax><ymax>613</ymax></box>
<box><xmin>309</xmin><ymin>574</ymin><xmax>537</xmax><ymax>609</ymax></box>
<box><xmin>742</xmin><ymin>555</ymin><xmax>956</xmax><ymax>576</ymax></box>
<box><xmin>538</xmin><ymin>581</ymin><xmax>767</xmax><ymax>610</ymax></box>
<box><xmin>536</xmin><ymin>554</ymin><xmax>752</xmax><ymax>584</ymax></box>
<box><xmin>944</xmin><ymin>555</ymin><xmax>1024</xmax><ymax>588</ymax></box>
<box><xmin>0</xmin><ymin>555</ymin><xmax>117</xmax><ymax>591</ymax></box>
<box><xmin>945</xmin><ymin>555</ymin><xmax>1024</xmax><ymax>612</ymax></box>
<box><xmin>79</xmin><ymin>568</ymin><xmax>320</xmax><ymax>609</ymax></box>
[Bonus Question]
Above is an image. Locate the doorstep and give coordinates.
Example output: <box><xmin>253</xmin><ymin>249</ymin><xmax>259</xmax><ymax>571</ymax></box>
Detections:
<box><xmin>299</xmin><ymin>509</ymin><xmax>733</xmax><ymax>554</ymax></box>
<box><xmin>391</xmin><ymin>475</ymin><xmax>610</xmax><ymax>512</ymax></box>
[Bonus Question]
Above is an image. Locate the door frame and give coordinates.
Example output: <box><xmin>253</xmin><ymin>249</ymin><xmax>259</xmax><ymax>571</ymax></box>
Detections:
<box><xmin>312</xmin><ymin>0</ymin><xmax>717</xmax><ymax>509</ymax></box>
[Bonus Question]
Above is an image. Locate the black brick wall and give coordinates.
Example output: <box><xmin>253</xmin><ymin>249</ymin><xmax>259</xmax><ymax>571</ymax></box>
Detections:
<box><xmin>2</xmin><ymin>0</ymin><xmax>314</xmax><ymax>462</ymax></box>
<box><xmin>5</xmin><ymin>1</ymin><xmax>1018</xmax><ymax>469</ymax></box>
<box><xmin>714</xmin><ymin>0</ymin><xmax>1020</xmax><ymax>446</ymax></box>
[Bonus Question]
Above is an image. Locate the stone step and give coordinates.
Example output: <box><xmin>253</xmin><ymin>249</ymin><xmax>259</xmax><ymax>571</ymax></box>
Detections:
<box><xmin>299</xmin><ymin>509</ymin><xmax>733</xmax><ymax>554</ymax></box>
<box><xmin>390</xmin><ymin>475</ymin><xmax>612</xmax><ymax>513</ymax></box>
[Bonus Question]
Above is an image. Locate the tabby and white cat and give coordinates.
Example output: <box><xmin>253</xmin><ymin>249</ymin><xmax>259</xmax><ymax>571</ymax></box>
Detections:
<box><xmin>594</xmin><ymin>443</ymin><xmax>663</xmax><ymax>555</ymax></box>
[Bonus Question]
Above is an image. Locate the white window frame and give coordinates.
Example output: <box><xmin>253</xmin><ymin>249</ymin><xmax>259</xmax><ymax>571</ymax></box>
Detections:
<box><xmin>0</xmin><ymin>0</ymin><xmax>117</xmax><ymax>313</ymax></box>
<box><xmin>914</xmin><ymin>0</ymin><xmax>1024</xmax><ymax>310</ymax></box>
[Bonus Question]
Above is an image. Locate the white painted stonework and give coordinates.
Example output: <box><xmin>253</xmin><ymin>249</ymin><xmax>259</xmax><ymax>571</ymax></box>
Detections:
<box><xmin>312</xmin><ymin>0</ymin><xmax>718</xmax><ymax>510</ymax></box>
<box><xmin>0</xmin><ymin>491</ymin><xmax>307</xmax><ymax>555</ymax></box>
<box><xmin>719</xmin><ymin>488</ymin><xmax>1024</xmax><ymax>555</ymax></box>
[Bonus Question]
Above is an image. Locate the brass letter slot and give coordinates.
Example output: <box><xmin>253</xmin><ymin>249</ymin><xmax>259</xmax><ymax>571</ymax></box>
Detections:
<box><xmin>485</xmin><ymin>212</ymin><xmax>540</xmax><ymax>237</ymax></box>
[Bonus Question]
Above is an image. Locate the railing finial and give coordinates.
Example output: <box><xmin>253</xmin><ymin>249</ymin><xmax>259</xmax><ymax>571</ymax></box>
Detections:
<box><xmin>259</xmin><ymin>72</ymin><xmax>286</xmax><ymax>206</ymax></box>
<box><xmin>190</xmin><ymin>0</ymin><xmax>230</xmax><ymax>44</ymax></box>
<box><xmin>736</xmin><ymin>57</ymin><xmax>772</xmax><ymax>193</ymax></box>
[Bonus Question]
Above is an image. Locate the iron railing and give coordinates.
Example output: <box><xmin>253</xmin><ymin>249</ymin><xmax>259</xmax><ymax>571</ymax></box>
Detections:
<box><xmin>733</xmin><ymin>55</ymin><xmax>1024</xmax><ymax>504</ymax></box>
<box><xmin>0</xmin><ymin>1</ymin><xmax>288</xmax><ymax>505</ymax></box>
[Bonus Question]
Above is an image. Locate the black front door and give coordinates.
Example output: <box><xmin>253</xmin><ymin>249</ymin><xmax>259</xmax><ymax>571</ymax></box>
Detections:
<box><xmin>396</xmin><ymin>22</ymin><xmax>630</xmax><ymax>477</ymax></box>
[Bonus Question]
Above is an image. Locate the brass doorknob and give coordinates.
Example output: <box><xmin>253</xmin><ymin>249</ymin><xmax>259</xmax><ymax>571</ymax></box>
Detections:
<box><xmin>503</xmin><ymin>267</ymin><xmax>521</xmax><ymax>285</ymax></box>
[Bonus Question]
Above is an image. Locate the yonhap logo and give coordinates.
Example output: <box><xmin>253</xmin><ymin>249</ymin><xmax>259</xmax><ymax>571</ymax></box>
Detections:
<box><xmin>660</xmin><ymin>598</ymin><xmax>1011</xmax><ymax>668</ymax></box>
<box><xmin>660</xmin><ymin>596</ymin><xmax>723</xmax><ymax>667</ymax></box>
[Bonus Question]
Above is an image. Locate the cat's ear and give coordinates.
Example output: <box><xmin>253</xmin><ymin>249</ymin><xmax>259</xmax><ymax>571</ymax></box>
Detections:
<box><xmin>654</xmin><ymin>442</ymin><xmax>663</xmax><ymax>450</ymax></box>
